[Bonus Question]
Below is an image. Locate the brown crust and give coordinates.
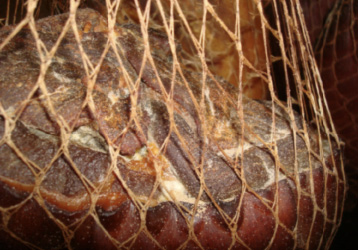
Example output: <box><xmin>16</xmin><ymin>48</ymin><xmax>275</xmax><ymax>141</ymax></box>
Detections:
<box><xmin>0</xmin><ymin>8</ymin><xmax>345</xmax><ymax>250</ymax></box>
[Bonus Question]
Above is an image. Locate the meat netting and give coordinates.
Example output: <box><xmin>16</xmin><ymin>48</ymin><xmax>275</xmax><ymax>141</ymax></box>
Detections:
<box><xmin>0</xmin><ymin>0</ymin><xmax>346</xmax><ymax>249</ymax></box>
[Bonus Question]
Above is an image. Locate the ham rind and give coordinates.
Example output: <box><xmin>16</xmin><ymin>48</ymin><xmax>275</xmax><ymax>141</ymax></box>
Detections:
<box><xmin>0</xmin><ymin>8</ymin><xmax>345</xmax><ymax>250</ymax></box>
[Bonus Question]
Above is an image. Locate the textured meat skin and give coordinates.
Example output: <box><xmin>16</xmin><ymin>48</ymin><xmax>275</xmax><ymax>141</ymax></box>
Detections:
<box><xmin>86</xmin><ymin>0</ymin><xmax>269</xmax><ymax>99</ymax></box>
<box><xmin>302</xmin><ymin>0</ymin><xmax>358</xmax><ymax>210</ymax></box>
<box><xmin>0</xmin><ymin>8</ymin><xmax>345</xmax><ymax>250</ymax></box>
<box><xmin>300</xmin><ymin>0</ymin><xmax>338</xmax><ymax>44</ymax></box>
<box><xmin>316</xmin><ymin>1</ymin><xmax>358</xmax><ymax>167</ymax></box>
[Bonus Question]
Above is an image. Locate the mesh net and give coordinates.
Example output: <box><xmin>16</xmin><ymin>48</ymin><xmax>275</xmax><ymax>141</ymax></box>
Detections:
<box><xmin>0</xmin><ymin>0</ymin><xmax>347</xmax><ymax>249</ymax></box>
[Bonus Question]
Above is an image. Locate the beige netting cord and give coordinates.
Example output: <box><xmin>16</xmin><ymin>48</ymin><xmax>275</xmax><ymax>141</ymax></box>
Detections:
<box><xmin>0</xmin><ymin>0</ymin><xmax>347</xmax><ymax>249</ymax></box>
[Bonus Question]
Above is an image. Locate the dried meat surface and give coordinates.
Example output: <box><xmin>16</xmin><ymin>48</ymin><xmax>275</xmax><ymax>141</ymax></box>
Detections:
<box><xmin>0</xmin><ymin>8</ymin><xmax>345</xmax><ymax>250</ymax></box>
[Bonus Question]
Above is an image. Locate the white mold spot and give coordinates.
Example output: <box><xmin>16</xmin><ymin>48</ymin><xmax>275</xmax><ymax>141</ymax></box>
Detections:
<box><xmin>52</xmin><ymin>71</ymin><xmax>73</xmax><ymax>83</ymax></box>
<box><xmin>70</xmin><ymin>126</ymin><xmax>108</xmax><ymax>153</ymax></box>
